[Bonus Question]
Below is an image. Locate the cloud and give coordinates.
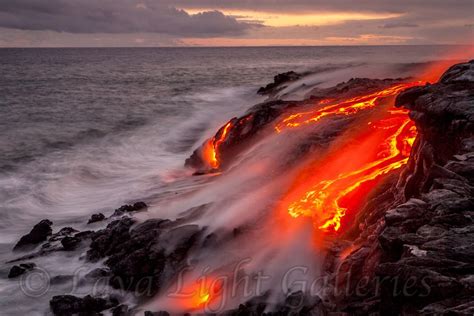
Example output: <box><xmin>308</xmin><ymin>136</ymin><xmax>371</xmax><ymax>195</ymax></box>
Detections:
<box><xmin>0</xmin><ymin>0</ymin><xmax>472</xmax><ymax>46</ymax></box>
<box><xmin>0</xmin><ymin>0</ymin><xmax>260</xmax><ymax>37</ymax></box>
<box><xmin>380</xmin><ymin>22</ymin><xmax>419</xmax><ymax>29</ymax></box>
<box><xmin>171</xmin><ymin>0</ymin><xmax>474</xmax><ymax>15</ymax></box>
<box><xmin>185</xmin><ymin>8</ymin><xmax>403</xmax><ymax>27</ymax></box>
<box><xmin>324</xmin><ymin>34</ymin><xmax>413</xmax><ymax>44</ymax></box>
<box><xmin>0</xmin><ymin>27</ymin><xmax>184</xmax><ymax>47</ymax></box>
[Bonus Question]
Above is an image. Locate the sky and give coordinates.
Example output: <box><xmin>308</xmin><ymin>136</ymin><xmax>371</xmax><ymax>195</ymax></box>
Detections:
<box><xmin>0</xmin><ymin>0</ymin><xmax>473</xmax><ymax>47</ymax></box>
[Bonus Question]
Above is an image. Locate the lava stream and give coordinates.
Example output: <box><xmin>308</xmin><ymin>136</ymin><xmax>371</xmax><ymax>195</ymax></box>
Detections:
<box><xmin>278</xmin><ymin>82</ymin><xmax>423</xmax><ymax>232</ymax></box>
<box><xmin>275</xmin><ymin>81</ymin><xmax>423</xmax><ymax>133</ymax></box>
<box><xmin>203</xmin><ymin>121</ymin><xmax>234</xmax><ymax>169</ymax></box>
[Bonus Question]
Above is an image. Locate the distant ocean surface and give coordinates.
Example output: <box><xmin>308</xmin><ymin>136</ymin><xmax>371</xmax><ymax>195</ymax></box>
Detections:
<box><xmin>0</xmin><ymin>45</ymin><xmax>467</xmax><ymax>315</ymax></box>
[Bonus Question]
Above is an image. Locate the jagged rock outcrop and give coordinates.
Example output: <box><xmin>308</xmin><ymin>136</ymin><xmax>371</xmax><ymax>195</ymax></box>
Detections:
<box><xmin>185</xmin><ymin>100</ymin><xmax>297</xmax><ymax>171</ymax></box>
<box><xmin>49</xmin><ymin>294</ymin><xmax>119</xmax><ymax>316</ymax></box>
<box><xmin>88</xmin><ymin>212</ymin><xmax>105</xmax><ymax>224</ymax></box>
<box><xmin>112</xmin><ymin>201</ymin><xmax>148</xmax><ymax>217</ymax></box>
<box><xmin>324</xmin><ymin>60</ymin><xmax>474</xmax><ymax>315</ymax></box>
<box><xmin>13</xmin><ymin>219</ymin><xmax>52</xmax><ymax>251</ymax></box>
<box><xmin>86</xmin><ymin>216</ymin><xmax>204</xmax><ymax>296</ymax></box>
<box><xmin>7</xmin><ymin>262</ymin><xmax>36</xmax><ymax>278</ymax></box>
<box><xmin>9</xmin><ymin>202</ymin><xmax>148</xmax><ymax>261</ymax></box>
<box><xmin>7</xmin><ymin>226</ymin><xmax>93</xmax><ymax>263</ymax></box>
<box><xmin>257</xmin><ymin>71</ymin><xmax>302</xmax><ymax>96</ymax></box>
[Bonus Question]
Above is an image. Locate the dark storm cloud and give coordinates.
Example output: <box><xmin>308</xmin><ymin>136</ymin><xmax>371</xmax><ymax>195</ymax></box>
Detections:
<box><xmin>0</xmin><ymin>0</ymin><xmax>260</xmax><ymax>36</ymax></box>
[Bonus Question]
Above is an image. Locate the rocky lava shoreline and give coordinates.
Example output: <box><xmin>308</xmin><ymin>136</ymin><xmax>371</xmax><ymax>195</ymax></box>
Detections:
<box><xmin>3</xmin><ymin>61</ymin><xmax>474</xmax><ymax>315</ymax></box>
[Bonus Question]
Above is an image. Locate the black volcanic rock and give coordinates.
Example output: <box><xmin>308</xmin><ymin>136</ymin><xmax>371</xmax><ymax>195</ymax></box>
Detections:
<box><xmin>87</xmin><ymin>217</ymin><xmax>136</xmax><ymax>261</ymax></box>
<box><xmin>86</xmin><ymin>216</ymin><xmax>203</xmax><ymax>296</ymax></box>
<box><xmin>13</xmin><ymin>219</ymin><xmax>53</xmax><ymax>251</ymax></box>
<box><xmin>106</xmin><ymin>223</ymin><xmax>202</xmax><ymax>295</ymax></box>
<box><xmin>257</xmin><ymin>71</ymin><xmax>302</xmax><ymax>95</ymax></box>
<box><xmin>39</xmin><ymin>226</ymin><xmax>80</xmax><ymax>251</ymax></box>
<box><xmin>88</xmin><ymin>213</ymin><xmax>105</xmax><ymax>224</ymax></box>
<box><xmin>112</xmin><ymin>202</ymin><xmax>148</xmax><ymax>217</ymax></box>
<box><xmin>321</xmin><ymin>60</ymin><xmax>474</xmax><ymax>315</ymax></box>
<box><xmin>48</xmin><ymin>227</ymin><xmax>79</xmax><ymax>242</ymax></box>
<box><xmin>61</xmin><ymin>236</ymin><xmax>81</xmax><ymax>251</ymax></box>
<box><xmin>440</xmin><ymin>60</ymin><xmax>474</xmax><ymax>83</ymax></box>
<box><xmin>85</xmin><ymin>267</ymin><xmax>112</xmax><ymax>280</ymax></box>
<box><xmin>185</xmin><ymin>100</ymin><xmax>296</xmax><ymax>171</ymax></box>
<box><xmin>144</xmin><ymin>311</ymin><xmax>170</xmax><ymax>316</ymax></box>
<box><xmin>49</xmin><ymin>295</ymin><xmax>83</xmax><ymax>315</ymax></box>
<box><xmin>7</xmin><ymin>227</ymin><xmax>94</xmax><ymax>265</ymax></box>
<box><xmin>112</xmin><ymin>304</ymin><xmax>131</xmax><ymax>316</ymax></box>
<box><xmin>8</xmin><ymin>262</ymin><xmax>36</xmax><ymax>278</ymax></box>
<box><xmin>49</xmin><ymin>294</ymin><xmax>118</xmax><ymax>315</ymax></box>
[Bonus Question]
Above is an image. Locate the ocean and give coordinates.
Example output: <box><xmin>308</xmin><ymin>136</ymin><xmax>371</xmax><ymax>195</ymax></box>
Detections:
<box><xmin>0</xmin><ymin>45</ymin><xmax>466</xmax><ymax>314</ymax></box>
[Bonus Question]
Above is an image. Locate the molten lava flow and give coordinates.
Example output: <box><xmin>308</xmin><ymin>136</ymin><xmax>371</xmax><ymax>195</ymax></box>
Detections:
<box><xmin>173</xmin><ymin>277</ymin><xmax>223</xmax><ymax>312</ymax></box>
<box><xmin>278</xmin><ymin>82</ymin><xmax>423</xmax><ymax>232</ymax></box>
<box><xmin>275</xmin><ymin>82</ymin><xmax>423</xmax><ymax>133</ymax></box>
<box><xmin>202</xmin><ymin>121</ymin><xmax>234</xmax><ymax>169</ymax></box>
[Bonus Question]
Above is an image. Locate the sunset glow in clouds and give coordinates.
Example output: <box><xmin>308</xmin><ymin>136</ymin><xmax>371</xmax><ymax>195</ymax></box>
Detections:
<box><xmin>183</xmin><ymin>9</ymin><xmax>402</xmax><ymax>27</ymax></box>
<box><xmin>0</xmin><ymin>1</ymin><xmax>472</xmax><ymax>47</ymax></box>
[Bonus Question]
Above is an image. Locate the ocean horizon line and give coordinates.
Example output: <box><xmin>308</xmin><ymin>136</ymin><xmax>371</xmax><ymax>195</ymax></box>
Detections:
<box><xmin>0</xmin><ymin>43</ymin><xmax>469</xmax><ymax>49</ymax></box>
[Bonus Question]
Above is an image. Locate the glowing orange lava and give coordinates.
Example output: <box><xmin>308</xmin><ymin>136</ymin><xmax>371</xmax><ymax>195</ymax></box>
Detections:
<box><xmin>275</xmin><ymin>82</ymin><xmax>423</xmax><ymax>133</ymax></box>
<box><xmin>174</xmin><ymin>277</ymin><xmax>223</xmax><ymax>312</ymax></box>
<box><xmin>203</xmin><ymin>121</ymin><xmax>234</xmax><ymax>169</ymax></box>
<box><xmin>278</xmin><ymin>82</ymin><xmax>423</xmax><ymax>232</ymax></box>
